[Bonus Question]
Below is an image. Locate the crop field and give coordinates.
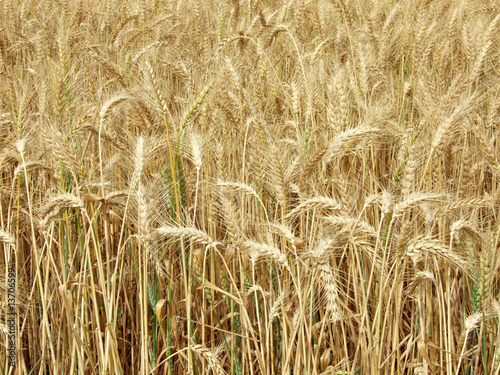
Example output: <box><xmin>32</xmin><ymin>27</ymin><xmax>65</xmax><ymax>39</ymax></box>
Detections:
<box><xmin>1</xmin><ymin>0</ymin><xmax>500</xmax><ymax>374</ymax></box>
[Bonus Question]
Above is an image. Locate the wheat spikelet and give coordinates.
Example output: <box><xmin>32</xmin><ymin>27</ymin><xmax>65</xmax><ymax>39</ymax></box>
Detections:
<box><xmin>246</xmin><ymin>284</ymin><xmax>265</xmax><ymax>299</ymax></box>
<box><xmin>322</xmin><ymin>215</ymin><xmax>377</xmax><ymax>239</ymax></box>
<box><xmin>393</xmin><ymin>193</ymin><xmax>445</xmax><ymax>217</ymax></box>
<box><xmin>136</xmin><ymin>182</ymin><xmax>149</xmax><ymax>243</ymax></box>
<box><xmin>70</xmin><ymin>109</ymin><xmax>95</xmax><ymax>134</ymax></box>
<box><xmin>400</xmin><ymin>144</ymin><xmax>418</xmax><ymax>197</ymax></box>
<box><xmin>462</xmin><ymin>20</ymin><xmax>474</xmax><ymax>65</ymax></box>
<box><xmin>12</xmin><ymin>161</ymin><xmax>50</xmax><ymax>183</ymax></box>
<box><xmin>81</xmin><ymin>192</ymin><xmax>127</xmax><ymax>209</ymax></box>
<box><xmin>131</xmin><ymin>136</ymin><xmax>145</xmax><ymax>190</ymax></box>
<box><xmin>163</xmin><ymin>61</ymin><xmax>196</xmax><ymax>94</ymax></box>
<box><xmin>267</xmin><ymin>292</ymin><xmax>285</xmax><ymax>330</ymax></box>
<box><xmin>459</xmin><ymin>148</ymin><xmax>475</xmax><ymax>194</ymax></box>
<box><xmin>219</xmin><ymin>193</ymin><xmax>246</xmax><ymax>249</ymax></box>
<box><xmin>191</xmin><ymin>344</ymin><xmax>226</xmax><ymax>375</ymax></box>
<box><xmin>335</xmin><ymin>76</ymin><xmax>348</xmax><ymax>129</ymax></box>
<box><xmin>406</xmin><ymin>238</ymin><xmax>470</xmax><ymax>274</ymax></box>
<box><xmin>89</xmin><ymin>51</ymin><xmax>127</xmax><ymax>88</ymax></box>
<box><xmin>41</xmin><ymin>193</ymin><xmax>84</xmax><ymax>216</ymax></box>
<box><xmin>304</xmin><ymin>235</ymin><xmax>340</xmax><ymax>265</ymax></box>
<box><xmin>299</xmin><ymin>145</ymin><xmax>327</xmax><ymax>192</ymax></box>
<box><xmin>479</xmin><ymin>235</ymin><xmax>495</xmax><ymax>302</ymax></box>
<box><xmin>42</xmin><ymin>123</ymin><xmax>85</xmax><ymax>178</ymax></box>
<box><xmin>356</xmin><ymin>42</ymin><xmax>369</xmax><ymax>97</ymax></box>
<box><xmin>464</xmin><ymin>312</ymin><xmax>483</xmax><ymax>333</ymax></box>
<box><xmin>180</xmin><ymin>82</ymin><xmax>213</xmax><ymax>133</ymax></box>
<box><xmin>450</xmin><ymin>219</ymin><xmax>481</xmax><ymax>244</ymax></box>
<box><xmin>265</xmin><ymin>24</ymin><xmax>287</xmax><ymax>48</ymax></box>
<box><xmin>305</xmin><ymin>236</ymin><xmax>343</xmax><ymax>320</ymax></box>
<box><xmin>317</xmin><ymin>263</ymin><xmax>342</xmax><ymax>322</ymax></box>
<box><xmin>145</xmin><ymin>60</ymin><xmax>170</xmax><ymax>122</ymax></box>
<box><xmin>110</xmin><ymin>14</ymin><xmax>139</xmax><ymax>45</ymax></box>
<box><xmin>243</xmin><ymin>240</ymin><xmax>289</xmax><ymax>269</ymax></box>
<box><xmin>131</xmin><ymin>41</ymin><xmax>168</xmax><ymax>65</ymax></box>
<box><xmin>267</xmin><ymin>144</ymin><xmax>289</xmax><ymax>201</ymax></box>
<box><xmin>291</xmin><ymin>81</ymin><xmax>301</xmax><ymax>118</ymax></box>
<box><xmin>473</xmin><ymin>124</ymin><xmax>500</xmax><ymax>170</ymax></box>
<box><xmin>290</xmin><ymin>308</ymin><xmax>301</xmax><ymax>332</ymax></box>
<box><xmin>439</xmin><ymin>195</ymin><xmax>496</xmax><ymax>216</ymax></box>
<box><xmin>188</xmin><ymin>132</ymin><xmax>203</xmax><ymax>172</ymax></box>
<box><xmin>0</xmin><ymin>229</ymin><xmax>15</xmax><ymax>247</ymax></box>
<box><xmin>39</xmin><ymin>193</ymin><xmax>86</xmax><ymax>231</ymax></box>
<box><xmin>191</xmin><ymin>254</ymin><xmax>215</xmax><ymax>305</ymax></box>
<box><xmin>225</xmin><ymin>57</ymin><xmax>243</xmax><ymax>98</ymax></box>
<box><xmin>431</xmin><ymin>100</ymin><xmax>474</xmax><ymax>157</ymax></box>
<box><xmin>323</xmin><ymin>126</ymin><xmax>383</xmax><ymax>164</ymax></box>
<box><xmin>157</xmin><ymin>225</ymin><xmax>220</xmax><ymax>248</ymax></box>
<box><xmin>269</xmin><ymin>223</ymin><xmax>300</xmax><ymax>252</ymax></box>
<box><xmin>363</xmin><ymin>193</ymin><xmax>385</xmax><ymax>210</ymax></box>
<box><xmin>99</xmin><ymin>95</ymin><xmax>130</xmax><ymax>124</ymax></box>
<box><xmin>132</xmin><ymin>99</ymin><xmax>156</xmax><ymax>129</ymax></box>
<box><xmin>76</xmin><ymin>123</ymin><xmax>127</xmax><ymax>153</ymax></box>
<box><xmin>487</xmin><ymin>95</ymin><xmax>500</xmax><ymax>132</ymax></box>
<box><xmin>217</xmin><ymin>180</ymin><xmax>263</xmax><ymax>206</ymax></box>
<box><xmin>129</xmin><ymin>136</ymin><xmax>154</xmax><ymax>253</ymax></box>
<box><xmin>407</xmin><ymin>270</ymin><xmax>436</xmax><ymax>294</ymax></box>
<box><xmin>465</xmin><ymin>14</ymin><xmax>500</xmax><ymax>85</ymax></box>
<box><xmin>285</xmin><ymin>196</ymin><xmax>342</xmax><ymax>220</ymax></box>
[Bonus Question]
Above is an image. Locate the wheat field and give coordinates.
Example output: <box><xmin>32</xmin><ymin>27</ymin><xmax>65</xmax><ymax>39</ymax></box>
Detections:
<box><xmin>0</xmin><ymin>0</ymin><xmax>500</xmax><ymax>374</ymax></box>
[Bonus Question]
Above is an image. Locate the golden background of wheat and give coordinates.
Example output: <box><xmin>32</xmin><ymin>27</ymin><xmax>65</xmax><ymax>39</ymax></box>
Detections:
<box><xmin>1</xmin><ymin>0</ymin><xmax>500</xmax><ymax>374</ymax></box>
